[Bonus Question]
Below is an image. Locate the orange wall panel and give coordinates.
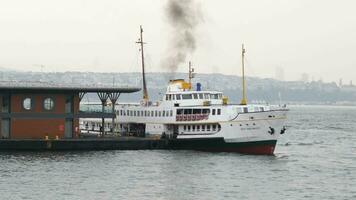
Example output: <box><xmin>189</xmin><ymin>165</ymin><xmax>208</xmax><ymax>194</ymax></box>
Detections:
<box><xmin>11</xmin><ymin>119</ymin><xmax>65</xmax><ymax>139</ymax></box>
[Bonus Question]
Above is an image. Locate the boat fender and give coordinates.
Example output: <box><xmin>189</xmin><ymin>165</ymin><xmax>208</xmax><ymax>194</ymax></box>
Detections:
<box><xmin>280</xmin><ymin>126</ymin><xmax>286</xmax><ymax>135</ymax></box>
<box><xmin>268</xmin><ymin>127</ymin><xmax>275</xmax><ymax>135</ymax></box>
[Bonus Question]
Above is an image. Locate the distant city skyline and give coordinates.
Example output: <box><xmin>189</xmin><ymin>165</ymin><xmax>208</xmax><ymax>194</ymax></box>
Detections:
<box><xmin>0</xmin><ymin>0</ymin><xmax>355</xmax><ymax>84</ymax></box>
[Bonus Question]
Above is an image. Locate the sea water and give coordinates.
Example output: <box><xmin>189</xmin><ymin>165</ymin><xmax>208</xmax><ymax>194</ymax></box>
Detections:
<box><xmin>0</xmin><ymin>105</ymin><xmax>355</xmax><ymax>200</ymax></box>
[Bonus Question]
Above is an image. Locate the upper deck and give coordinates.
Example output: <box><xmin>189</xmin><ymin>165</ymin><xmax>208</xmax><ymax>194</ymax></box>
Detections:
<box><xmin>161</xmin><ymin>79</ymin><xmax>224</xmax><ymax>107</ymax></box>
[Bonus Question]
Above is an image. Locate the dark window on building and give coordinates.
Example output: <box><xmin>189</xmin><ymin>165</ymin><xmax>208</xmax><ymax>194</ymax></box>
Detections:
<box><xmin>212</xmin><ymin>109</ymin><xmax>216</xmax><ymax>115</ymax></box>
<box><xmin>207</xmin><ymin>125</ymin><xmax>211</xmax><ymax>131</ymax></box>
<box><xmin>1</xmin><ymin>118</ymin><xmax>10</xmax><ymax>138</ymax></box>
<box><xmin>192</xmin><ymin>125</ymin><xmax>195</xmax><ymax>131</ymax></box>
<box><xmin>1</xmin><ymin>95</ymin><xmax>10</xmax><ymax>113</ymax></box>
<box><xmin>193</xmin><ymin>93</ymin><xmax>198</xmax><ymax>99</ymax></box>
<box><xmin>187</xmin><ymin>125</ymin><xmax>191</xmax><ymax>131</ymax></box>
<box><xmin>202</xmin><ymin>125</ymin><xmax>205</xmax><ymax>131</ymax></box>
<box><xmin>198</xmin><ymin>93</ymin><xmax>203</xmax><ymax>99</ymax></box>
<box><xmin>197</xmin><ymin>125</ymin><xmax>200</xmax><ymax>131</ymax></box>
<box><xmin>217</xmin><ymin>109</ymin><xmax>221</xmax><ymax>115</ymax></box>
<box><xmin>65</xmin><ymin>95</ymin><xmax>74</xmax><ymax>113</ymax></box>
<box><xmin>176</xmin><ymin>94</ymin><xmax>181</xmax><ymax>100</ymax></box>
<box><xmin>177</xmin><ymin>109</ymin><xmax>183</xmax><ymax>115</ymax></box>
<box><xmin>43</xmin><ymin>97</ymin><xmax>54</xmax><ymax>111</ymax></box>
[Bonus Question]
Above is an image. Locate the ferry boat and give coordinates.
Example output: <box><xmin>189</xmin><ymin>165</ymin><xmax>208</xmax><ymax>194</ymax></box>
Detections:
<box><xmin>80</xmin><ymin>26</ymin><xmax>288</xmax><ymax>155</ymax></box>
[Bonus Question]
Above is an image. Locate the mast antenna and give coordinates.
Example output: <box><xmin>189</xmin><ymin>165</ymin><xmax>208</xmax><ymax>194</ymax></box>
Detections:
<box><xmin>240</xmin><ymin>44</ymin><xmax>247</xmax><ymax>105</ymax></box>
<box><xmin>136</xmin><ymin>25</ymin><xmax>149</xmax><ymax>101</ymax></box>
<box><xmin>188</xmin><ymin>61</ymin><xmax>194</xmax><ymax>90</ymax></box>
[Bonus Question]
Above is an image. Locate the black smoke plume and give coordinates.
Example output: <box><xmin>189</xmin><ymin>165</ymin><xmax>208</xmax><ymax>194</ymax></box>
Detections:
<box><xmin>162</xmin><ymin>0</ymin><xmax>203</xmax><ymax>72</ymax></box>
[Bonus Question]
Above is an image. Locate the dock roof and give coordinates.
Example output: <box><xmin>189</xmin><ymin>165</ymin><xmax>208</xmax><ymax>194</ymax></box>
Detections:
<box><xmin>0</xmin><ymin>81</ymin><xmax>141</xmax><ymax>93</ymax></box>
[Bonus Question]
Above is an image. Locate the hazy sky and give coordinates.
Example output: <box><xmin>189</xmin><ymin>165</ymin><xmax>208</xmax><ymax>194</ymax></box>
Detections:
<box><xmin>0</xmin><ymin>0</ymin><xmax>355</xmax><ymax>83</ymax></box>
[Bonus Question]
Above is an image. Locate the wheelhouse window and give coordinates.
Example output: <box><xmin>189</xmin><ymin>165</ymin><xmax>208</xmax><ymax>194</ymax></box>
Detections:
<box><xmin>210</xmin><ymin>94</ymin><xmax>219</xmax><ymax>99</ymax></box>
<box><xmin>193</xmin><ymin>93</ymin><xmax>198</xmax><ymax>99</ymax></box>
<box><xmin>23</xmin><ymin>97</ymin><xmax>32</xmax><ymax>110</ymax></box>
<box><xmin>243</xmin><ymin>107</ymin><xmax>248</xmax><ymax>113</ymax></box>
<box><xmin>176</xmin><ymin>94</ymin><xmax>181</xmax><ymax>100</ymax></box>
<box><xmin>204</xmin><ymin>93</ymin><xmax>210</xmax><ymax>99</ymax></box>
<box><xmin>177</xmin><ymin>109</ymin><xmax>183</xmax><ymax>115</ymax></box>
<box><xmin>182</xmin><ymin>94</ymin><xmax>192</xmax><ymax>100</ymax></box>
<box><xmin>43</xmin><ymin>97</ymin><xmax>54</xmax><ymax>110</ymax></box>
<box><xmin>198</xmin><ymin>93</ymin><xmax>203</xmax><ymax>99</ymax></box>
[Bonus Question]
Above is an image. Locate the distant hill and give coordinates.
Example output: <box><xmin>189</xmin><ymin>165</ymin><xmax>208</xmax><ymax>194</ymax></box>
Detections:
<box><xmin>0</xmin><ymin>70</ymin><xmax>355</xmax><ymax>105</ymax></box>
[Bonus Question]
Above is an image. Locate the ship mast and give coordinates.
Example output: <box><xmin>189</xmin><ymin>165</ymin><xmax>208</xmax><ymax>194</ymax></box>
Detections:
<box><xmin>136</xmin><ymin>25</ymin><xmax>149</xmax><ymax>101</ymax></box>
<box><xmin>240</xmin><ymin>44</ymin><xmax>247</xmax><ymax>105</ymax></box>
<box><xmin>188</xmin><ymin>61</ymin><xmax>194</xmax><ymax>90</ymax></box>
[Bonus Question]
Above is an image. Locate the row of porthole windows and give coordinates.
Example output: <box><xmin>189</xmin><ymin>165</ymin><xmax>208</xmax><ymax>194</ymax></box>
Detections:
<box><xmin>22</xmin><ymin>97</ymin><xmax>54</xmax><ymax>111</ymax></box>
<box><xmin>183</xmin><ymin>124</ymin><xmax>221</xmax><ymax>132</ymax></box>
<box><xmin>118</xmin><ymin>110</ymin><xmax>173</xmax><ymax>117</ymax></box>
